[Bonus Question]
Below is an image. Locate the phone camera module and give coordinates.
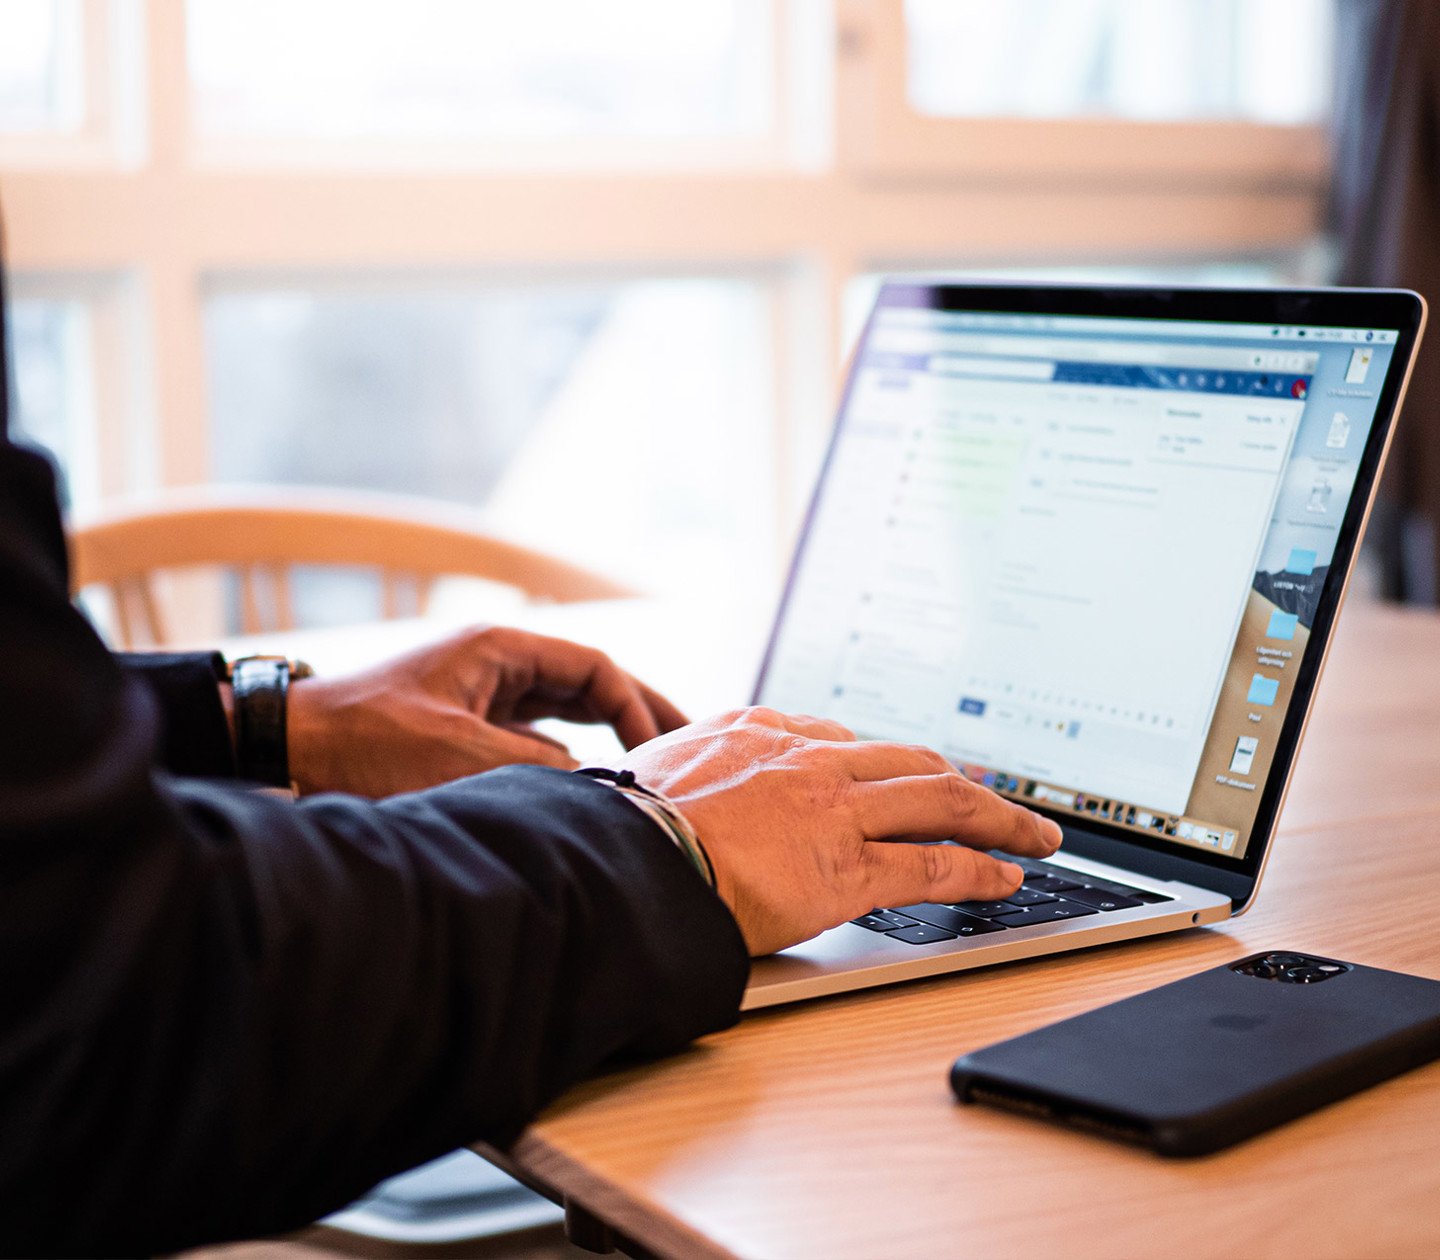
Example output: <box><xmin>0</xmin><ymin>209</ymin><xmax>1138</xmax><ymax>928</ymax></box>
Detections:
<box><xmin>1234</xmin><ymin>953</ymin><xmax>1350</xmax><ymax>983</ymax></box>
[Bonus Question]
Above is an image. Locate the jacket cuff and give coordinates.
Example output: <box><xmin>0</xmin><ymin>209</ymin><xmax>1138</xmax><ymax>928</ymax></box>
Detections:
<box><xmin>116</xmin><ymin>651</ymin><xmax>237</xmax><ymax>779</ymax></box>
<box><xmin>561</xmin><ymin>767</ymin><xmax>751</xmax><ymax>1046</ymax></box>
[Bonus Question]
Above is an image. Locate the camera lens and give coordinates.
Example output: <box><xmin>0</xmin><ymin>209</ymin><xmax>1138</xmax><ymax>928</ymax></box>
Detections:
<box><xmin>1283</xmin><ymin>965</ymin><xmax>1328</xmax><ymax>983</ymax></box>
<box><xmin>1266</xmin><ymin>953</ymin><xmax>1310</xmax><ymax>968</ymax></box>
<box><xmin>1252</xmin><ymin>961</ymin><xmax>1280</xmax><ymax>978</ymax></box>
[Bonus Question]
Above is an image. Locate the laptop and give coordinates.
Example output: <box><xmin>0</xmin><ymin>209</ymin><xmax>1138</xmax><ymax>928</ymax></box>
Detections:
<box><xmin>742</xmin><ymin>282</ymin><xmax>1425</xmax><ymax>1010</ymax></box>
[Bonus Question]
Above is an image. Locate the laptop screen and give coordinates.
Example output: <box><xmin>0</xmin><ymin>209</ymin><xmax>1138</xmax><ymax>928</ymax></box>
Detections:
<box><xmin>755</xmin><ymin>288</ymin><xmax>1404</xmax><ymax>866</ymax></box>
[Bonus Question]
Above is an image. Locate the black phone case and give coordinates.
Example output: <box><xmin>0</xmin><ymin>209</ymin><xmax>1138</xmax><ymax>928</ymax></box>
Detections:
<box><xmin>950</xmin><ymin>952</ymin><xmax>1440</xmax><ymax>1156</ymax></box>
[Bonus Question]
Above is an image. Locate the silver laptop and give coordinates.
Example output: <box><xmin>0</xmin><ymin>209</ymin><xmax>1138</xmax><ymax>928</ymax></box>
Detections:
<box><xmin>743</xmin><ymin>281</ymin><xmax>1425</xmax><ymax>1010</ymax></box>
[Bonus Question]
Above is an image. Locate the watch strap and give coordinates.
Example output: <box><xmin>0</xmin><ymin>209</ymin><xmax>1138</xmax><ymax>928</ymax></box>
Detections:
<box><xmin>231</xmin><ymin>656</ymin><xmax>298</xmax><ymax>788</ymax></box>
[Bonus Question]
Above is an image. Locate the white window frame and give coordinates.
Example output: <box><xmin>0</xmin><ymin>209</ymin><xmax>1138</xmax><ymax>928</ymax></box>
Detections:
<box><xmin>0</xmin><ymin>0</ymin><xmax>146</xmax><ymax>168</ymax></box>
<box><xmin>6</xmin><ymin>270</ymin><xmax>153</xmax><ymax>508</ymax></box>
<box><xmin>835</xmin><ymin>0</ymin><xmax>1332</xmax><ymax>186</ymax></box>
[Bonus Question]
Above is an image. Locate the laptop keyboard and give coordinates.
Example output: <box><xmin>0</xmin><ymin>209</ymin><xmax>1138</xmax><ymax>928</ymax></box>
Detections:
<box><xmin>852</xmin><ymin>858</ymin><xmax>1172</xmax><ymax>945</ymax></box>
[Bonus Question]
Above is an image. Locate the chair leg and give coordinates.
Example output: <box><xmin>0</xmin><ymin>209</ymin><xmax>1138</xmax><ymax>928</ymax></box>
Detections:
<box><xmin>114</xmin><ymin>578</ymin><xmax>165</xmax><ymax>648</ymax></box>
<box><xmin>381</xmin><ymin>569</ymin><xmax>403</xmax><ymax>620</ymax></box>
<box><xmin>112</xmin><ymin>583</ymin><xmax>136</xmax><ymax>650</ymax></box>
<box><xmin>269</xmin><ymin>564</ymin><xmax>296</xmax><ymax>631</ymax></box>
<box><xmin>137</xmin><ymin>579</ymin><xmax>164</xmax><ymax>646</ymax></box>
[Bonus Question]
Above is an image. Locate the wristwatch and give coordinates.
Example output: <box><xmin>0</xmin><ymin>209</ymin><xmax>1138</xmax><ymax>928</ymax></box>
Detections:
<box><xmin>227</xmin><ymin>655</ymin><xmax>314</xmax><ymax>789</ymax></box>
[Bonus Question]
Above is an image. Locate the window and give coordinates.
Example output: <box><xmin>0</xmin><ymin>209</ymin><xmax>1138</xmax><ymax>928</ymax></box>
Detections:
<box><xmin>0</xmin><ymin>0</ymin><xmax>84</xmax><ymax>135</ymax></box>
<box><xmin>187</xmin><ymin>0</ymin><xmax>780</xmax><ymax>165</ymax></box>
<box><xmin>905</xmin><ymin>0</ymin><xmax>1333</xmax><ymax>124</ymax></box>
<box><xmin>2</xmin><ymin>0</ymin><xmax>1338</xmax><ymax>643</ymax></box>
<box><xmin>0</xmin><ymin>0</ymin><xmax>140</xmax><ymax>165</ymax></box>
<box><xmin>841</xmin><ymin>0</ymin><xmax>1333</xmax><ymax>180</ymax></box>
<box><xmin>204</xmin><ymin>274</ymin><xmax>777</xmax><ymax>607</ymax></box>
<box><xmin>5</xmin><ymin>294</ymin><xmax>97</xmax><ymax>508</ymax></box>
<box><xmin>5</xmin><ymin>272</ymin><xmax>154</xmax><ymax>513</ymax></box>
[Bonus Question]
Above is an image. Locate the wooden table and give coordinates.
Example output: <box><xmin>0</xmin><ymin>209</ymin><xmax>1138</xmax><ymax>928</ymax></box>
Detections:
<box><xmin>446</xmin><ymin>598</ymin><xmax>1440</xmax><ymax>1260</ymax></box>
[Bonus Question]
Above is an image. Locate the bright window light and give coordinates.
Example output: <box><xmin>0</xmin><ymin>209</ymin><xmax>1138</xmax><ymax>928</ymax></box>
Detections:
<box><xmin>6</xmin><ymin>296</ymin><xmax>99</xmax><ymax>509</ymax></box>
<box><xmin>906</xmin><ymin>0</ymin><xmax>1334</xmax><ymax>125</ymax></box>
<box><xmin>203</xmin><ymin>276</ymin><xmax>777</xmax><ymax>611</ymax></box>
<box><xmin>0</xmin><ymin>0</ymin><xmax>83</xmax><ymax>134</ymax></box>
<box><xmin>187</xmin><ymin>0</ymin><xmax>773</xmax><ymax>142</ymax></box>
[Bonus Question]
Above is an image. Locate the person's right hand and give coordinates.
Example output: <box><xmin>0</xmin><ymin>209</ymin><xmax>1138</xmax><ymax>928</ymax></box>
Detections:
<box><xmin>618</xmin><ymin>707</ymin><xmax>1063</xmax><ymax>956</ymax></box>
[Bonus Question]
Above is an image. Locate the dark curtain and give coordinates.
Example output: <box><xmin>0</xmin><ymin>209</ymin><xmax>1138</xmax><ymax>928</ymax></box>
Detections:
<box><xmin>1331</xmin><ymin>0</ymin><xmax>1440</xmax><ymax>602</ymax></box>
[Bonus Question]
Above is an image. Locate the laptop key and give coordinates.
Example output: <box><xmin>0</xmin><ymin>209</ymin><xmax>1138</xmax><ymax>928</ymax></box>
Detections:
<box><xmin>886</xmin><ymin>922</ymin><xmax>959</xmax><ymax>945</ymax></box>
<box><xmin>991</xmin><ymin>902</ymin><xmax>1099</xmax><ymax>928</ymax></box>
<box><xmin>1005</xmin><ymin>887</ymin><xmax>1058</xmax><ymax>907</ymax></box>
<box><xmin>894</xmin><ymin>904</ymin><xmax>1007</xmax><ymax>936</ymax></box>
<box><xmin>946</xmin><ymin>901</ymin><xmax>1019</xmax><ymax>919</ymax></box>
<box><xmin>1023</xmin><ymin>874</ymin><xmax>1083</xmax><ymax>894</ymax></box>
<box><xmin>852</xmin><ymin>913</ymin><xmax>915</xmax><ymax>932</ymax></box>
<box><xmin>863</xmin><ymin>909</ymin><xmax>922</xmax><ymax>929</ymax></box>
<box><xmin>1065</xmin><ymin>874</ymin><xmax>1143</xmax><ymax>897</ymax></box>
<box><xmin>1062</xmin><ymin>887</ymin><xmax>1144</xmax><ymax>912</ymax></box>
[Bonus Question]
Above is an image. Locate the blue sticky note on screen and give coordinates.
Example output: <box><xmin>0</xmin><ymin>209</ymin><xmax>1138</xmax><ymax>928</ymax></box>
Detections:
<box><xmin>1247</xmin><ymin>673</ymin><xmax>1280</xmax><ymax>706</ymax></box>
<box><xmin>1266</xmin><ymin>610</ymin><xmax>1298</xmax><ymax>640</ymax></box>
<box><xmin>1286</xmin><ymin>548</ymin><xmax>1317</xmax><ymax>575</ymax></box>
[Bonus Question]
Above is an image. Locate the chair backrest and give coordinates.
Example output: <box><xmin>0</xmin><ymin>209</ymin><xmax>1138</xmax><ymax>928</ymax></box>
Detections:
<box><xmin>68</xmin><ymin>486</ymin><xmax>634</xmax><ymax>648</ymax></box>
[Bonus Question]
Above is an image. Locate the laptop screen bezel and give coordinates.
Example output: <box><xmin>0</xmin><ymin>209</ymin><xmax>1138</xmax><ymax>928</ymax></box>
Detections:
<box><xmin>751</xmin><ymin>281</ymin><xmax>1426</xmax><ymax>910</ymax></box>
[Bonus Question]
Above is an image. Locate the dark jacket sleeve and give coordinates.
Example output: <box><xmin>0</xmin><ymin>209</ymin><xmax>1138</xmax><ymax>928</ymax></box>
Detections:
<box><xmin>116</xmin><ymin>651</ymin><xmax>238</xmax><ymax>778</ymax></box>
<box><xmin>0</xmin><ymin>441</ymin><xmax>750</xmax><ymax>1257</ymax></box>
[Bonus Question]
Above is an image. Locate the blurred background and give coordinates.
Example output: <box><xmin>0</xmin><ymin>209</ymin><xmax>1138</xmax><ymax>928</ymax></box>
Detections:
<box><xmin>1</xmin><ymin>0</ymin><xmax>1432</xmax><ymax>640</ymax></box>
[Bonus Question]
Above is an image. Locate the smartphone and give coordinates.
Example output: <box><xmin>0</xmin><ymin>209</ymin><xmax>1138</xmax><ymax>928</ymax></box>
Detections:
<box><xmin>950</xmin><ymin>951</ymin><xmax>1440</xmax><ymax>1156</ymax></box>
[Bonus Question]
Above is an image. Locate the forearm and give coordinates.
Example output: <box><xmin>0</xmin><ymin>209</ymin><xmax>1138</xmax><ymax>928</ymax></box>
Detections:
<box><xmin>3</xmin><ymin>737</ymin><xmax>746</xmax><ymax>1255</ymax></box>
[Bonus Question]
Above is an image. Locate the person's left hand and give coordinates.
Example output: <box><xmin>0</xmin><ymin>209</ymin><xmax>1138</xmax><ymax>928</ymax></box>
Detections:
<box><xmin>284</xmin><ymin>626</ymin><xmax>688</xmax><ymax>797</ymax></box>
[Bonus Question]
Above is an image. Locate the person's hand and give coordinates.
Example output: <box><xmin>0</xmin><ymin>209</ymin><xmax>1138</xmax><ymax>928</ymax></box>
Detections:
<box><xmin>285</xmin><ymin>626</ymin><xmax>687</xmax><ymax>797</ymax></box>
<box><xmin>618</xmin><ymin>707</ymin><xmax>1062</xmax><ymax>956</ymax></box>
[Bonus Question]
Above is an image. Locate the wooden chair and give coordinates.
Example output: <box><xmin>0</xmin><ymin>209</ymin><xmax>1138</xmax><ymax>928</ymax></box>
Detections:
<box><xmin>68</xmin><ymin>486</ymin><xmax>635</xmax><ymax>649</ymax></box>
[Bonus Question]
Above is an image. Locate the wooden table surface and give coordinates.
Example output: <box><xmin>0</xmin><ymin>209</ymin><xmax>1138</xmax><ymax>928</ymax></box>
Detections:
<box><xmin>464</xmin><ymin>597</ymin><xmax>1440</xmax><ymax>1260</ymax></box>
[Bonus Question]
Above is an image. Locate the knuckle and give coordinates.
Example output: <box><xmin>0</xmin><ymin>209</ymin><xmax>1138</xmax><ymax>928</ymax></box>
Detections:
<box><xmin>943</xmin><ymin>773</ymin><xmax>979</xmax><ymax>814</ymax></box>
<box><xmin>813</xmin><ymin>767</ymin><xmax>852</xmax><ymax>812</ymax></box>
<box><xmin>904</xmin><ymin>743</ymin><xmax>950</xmax><ymax>774</ymax></box>
<box><xmin>922</xmin><ymin>842</ymin><xmax>949</xmax><ymax>887</ymax></box>
<box><xmin>468</xmin><ymin>624</ymin><xmax>508</xmax><ymax>653</ymax></box>
<box><xmin>925</xmin><ymin>748</ymin><xmax>955</xmax><ymax>774</ymax></box>
<box><xmin>716</xmin><ymin>707</ymin><xmax>757</xmax><ymax>732</ymax></box>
